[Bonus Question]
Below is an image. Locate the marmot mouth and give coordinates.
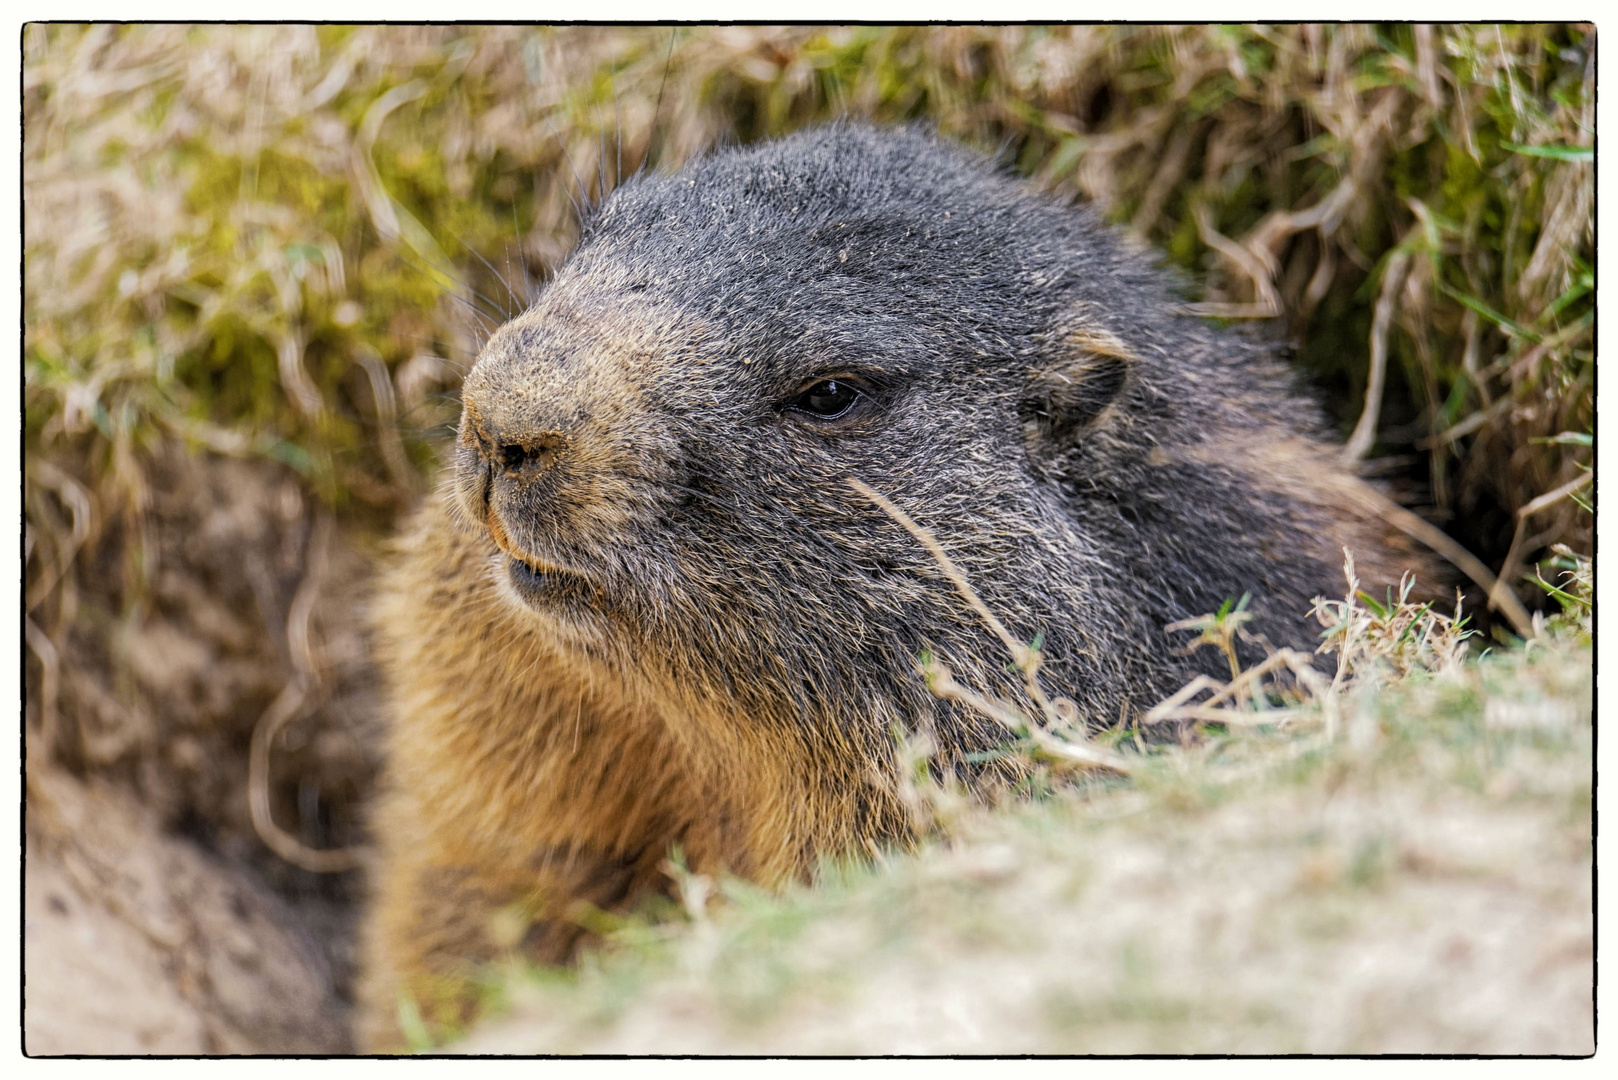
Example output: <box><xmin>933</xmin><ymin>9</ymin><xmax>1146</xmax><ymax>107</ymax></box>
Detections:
<box><xmin>486</xmin><ymin>511</ymin><xmax>596</xmax><ymax>607</ymax></box>
<box><xmin>506</xmin><ymin>556</ymin><xmax>594</xmax><ymax>607</ymax></box>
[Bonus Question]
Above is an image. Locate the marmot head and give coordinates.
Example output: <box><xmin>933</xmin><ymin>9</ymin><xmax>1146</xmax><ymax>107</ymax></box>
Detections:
<box><xmin>450</xmin><ymin>123</ymin><xmax>1280</xmax><ymax>753</ymax></box>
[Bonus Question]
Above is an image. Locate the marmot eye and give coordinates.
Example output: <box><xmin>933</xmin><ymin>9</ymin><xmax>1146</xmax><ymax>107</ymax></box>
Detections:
<box><xmin>790</xmin><ymin>379</ymin><xmax>861</xmax><ymax>420</ymax></box>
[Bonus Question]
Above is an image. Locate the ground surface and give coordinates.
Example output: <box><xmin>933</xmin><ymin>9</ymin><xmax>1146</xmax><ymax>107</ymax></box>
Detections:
<box><xmin>457</xmin><ymin>641</ymin><xmax>1593</xmax><ymax>1056</ymax></box>
<box><xmin>24</xmin><ymin>769</ymin><xmax>352</xmax><ymax>1054</ymax></box>
<box><xmin>24</xmin><ymin>638</ymin><xmax>1592</xmax><ymax>1056</ymax></box>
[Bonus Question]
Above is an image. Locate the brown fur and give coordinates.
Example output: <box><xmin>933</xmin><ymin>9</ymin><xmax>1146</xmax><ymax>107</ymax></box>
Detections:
<box><xmin>360</xmin><ymin>497</ymin><xmax>912</xmax><ymax>1046</ymax></box>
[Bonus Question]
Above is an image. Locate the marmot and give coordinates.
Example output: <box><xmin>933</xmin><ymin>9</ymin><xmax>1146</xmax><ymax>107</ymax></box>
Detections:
<box><xmin>361</xmin><ymin>123</ymin><xmax>1431</xmax><ymax>1045</ymax></box>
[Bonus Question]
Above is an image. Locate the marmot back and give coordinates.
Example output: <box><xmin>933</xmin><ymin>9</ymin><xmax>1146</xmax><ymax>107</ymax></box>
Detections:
<box><xmin>361</xmin><ymin>123</ymin><xmax>1432</xmax><ymax>1046</ymax></box>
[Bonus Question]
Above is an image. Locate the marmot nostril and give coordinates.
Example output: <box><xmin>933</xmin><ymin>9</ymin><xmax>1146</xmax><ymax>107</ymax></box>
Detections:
<box><xmin>495</xmin><ymin>438</ymin><xmax>563</xmax><ymax>473</ymax></box>
<box><xmin>458</xmin><ymin>390</ymin><xmax>567</xmax><ymax>475</ymax></box>
<box><xmin>465</xmin><ymin>418</ymin><xmax>566</xmax><ymax>474</ymax></box>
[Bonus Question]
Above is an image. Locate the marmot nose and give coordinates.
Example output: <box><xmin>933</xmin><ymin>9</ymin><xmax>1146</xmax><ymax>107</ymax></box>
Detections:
<box><xmin>460</xmin><ymin>403</ymin><xmax>567</xmax><ymax>477</ymax></box>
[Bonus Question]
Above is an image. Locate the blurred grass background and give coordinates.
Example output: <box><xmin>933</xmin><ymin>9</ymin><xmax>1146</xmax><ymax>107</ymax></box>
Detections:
<box><xmin>22</xmin><ymin>25</ymin><xmax>1593</xmax><ymax>900</ymax></box>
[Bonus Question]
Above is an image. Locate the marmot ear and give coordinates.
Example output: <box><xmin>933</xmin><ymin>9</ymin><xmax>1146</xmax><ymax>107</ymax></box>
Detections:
<box><xmin>1020</xmin><ymin>326</ymin><xmax>1135</xmax><ymax>447</ymax></box>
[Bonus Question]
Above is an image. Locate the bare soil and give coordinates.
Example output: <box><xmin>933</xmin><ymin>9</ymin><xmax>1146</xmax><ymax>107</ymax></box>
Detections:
<box><xmin>25</xmin><ymin>768</ymin><xmax>351</xmax><ymax>1053</ymax></box>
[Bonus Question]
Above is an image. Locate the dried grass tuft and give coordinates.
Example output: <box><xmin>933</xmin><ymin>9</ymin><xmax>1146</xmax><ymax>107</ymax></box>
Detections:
<box><xmin>1141</xmin><ymin>550</ymin><xmax>1475</xmax><ymax>746</ymax></box>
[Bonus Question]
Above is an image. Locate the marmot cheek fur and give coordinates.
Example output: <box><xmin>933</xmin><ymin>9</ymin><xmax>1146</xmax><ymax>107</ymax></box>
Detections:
<box><xmin>361</xmin><ymin>122</ymin><xmax>1433</xmax><ymax>1044</ymax></box>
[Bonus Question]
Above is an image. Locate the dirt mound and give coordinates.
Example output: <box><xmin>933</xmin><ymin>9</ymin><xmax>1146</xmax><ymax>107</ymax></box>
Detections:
<box><xmin>25</xmin><ymin>768</ymin><xmax>351</xmax><ymax>1053</ymax></box>
<box><xmin>27</xmin><ymin>447</ymin><xmax>383</xmax><ymax>1043</ymax></box>
<box><xmin>40</xmin><ymin>448</ymin><xmax>380</xmax><ymax>862</ymax></box>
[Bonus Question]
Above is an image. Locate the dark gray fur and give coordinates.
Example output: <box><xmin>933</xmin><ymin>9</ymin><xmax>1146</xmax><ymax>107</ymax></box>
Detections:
<box><xmin>455</xmin><ymin>122</ymin><xmax>1392</xmax><ymax>777</ymax></box>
